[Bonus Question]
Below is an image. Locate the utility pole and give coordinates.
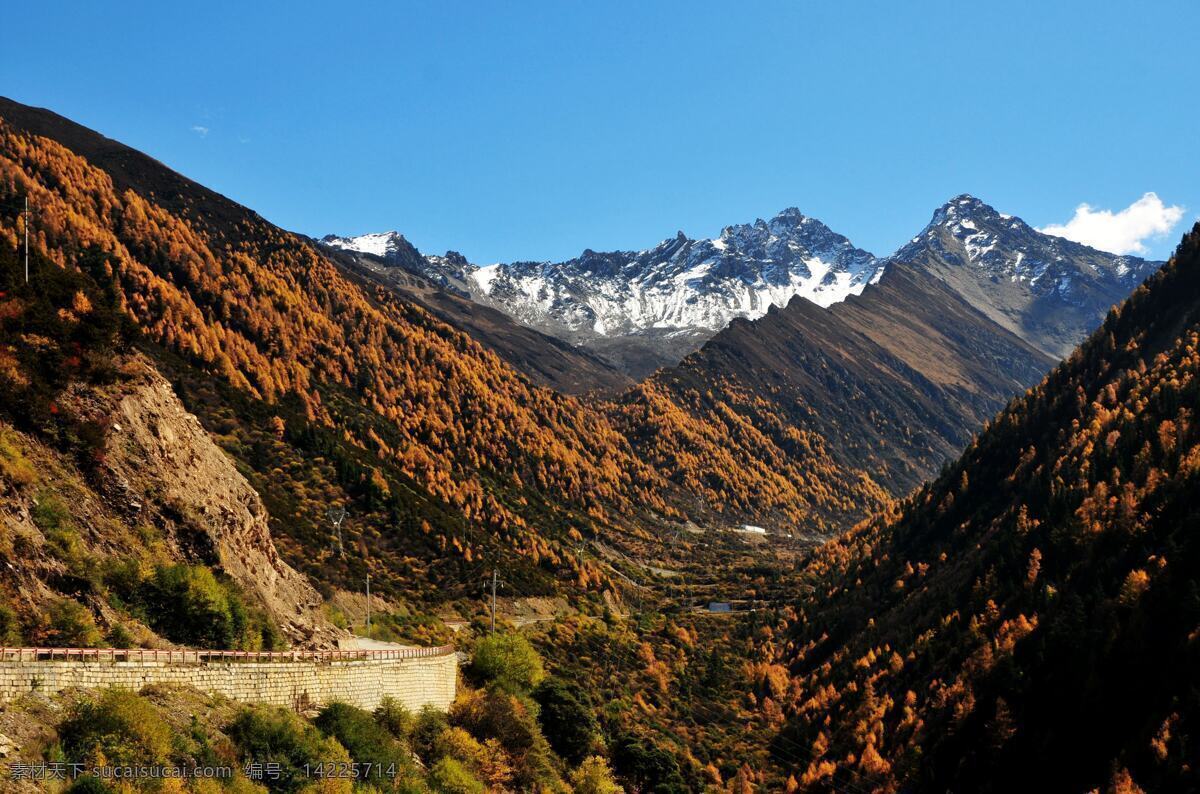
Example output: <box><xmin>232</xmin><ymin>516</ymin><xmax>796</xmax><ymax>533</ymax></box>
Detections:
<box><xmin>490</xmin><ymin>570</ymin><xmax>498</xmax><ymax>636</ymax></box>
<box><xmin>326</xmin><ymin>506</ymin><xmax>346</xmax><ymax>560</ymax></box>
<box><xmin>365</xmin><ymin>574</ymin><xmax>371</xmax><ymax>637</ymax></box>
<box><xmin>23</xmin><ymin>196</ymin><xmax>29</xmax><ymax>284</ymax></box>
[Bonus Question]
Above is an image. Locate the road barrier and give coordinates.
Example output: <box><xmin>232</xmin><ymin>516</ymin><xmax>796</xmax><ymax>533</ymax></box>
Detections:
<box><xmin>0</xmin><ymin>646</ymin><xmax>455</xmax><ymax>663</ymax></box>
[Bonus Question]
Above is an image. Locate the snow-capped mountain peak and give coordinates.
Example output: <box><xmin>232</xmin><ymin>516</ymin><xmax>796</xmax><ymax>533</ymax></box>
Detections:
<box><xmin>319</xmin><ymin>194</ymin><xmax>1166</xmax><ymax>371</ymax></box>
<box><xmin>887</xmin><ymin>194</ymin><xmax>1163</xmax><ymax>357</ymax></box>
<box><xmin>321</xmin><ymin>230</ymin><xmax>427</xmax><ymax>274</ymax></box>
<box><xmin>322</xmin><ymin>230</ymin><xmax>405</xmax><ymax>257</ymax></box>
<box><xmin>893</xmin><ymin>194</ymin><xmax>1157</xmax><ymax>287</ymax></box>
<box><xmin>471</xmin><ymin>208</ymin><xmax>883</xmax><ymax>338</ymax></box>
<box><xmin>325</xmin><ymin>208</ymin><xmax>885</xmax><ymax>343</ymax></box>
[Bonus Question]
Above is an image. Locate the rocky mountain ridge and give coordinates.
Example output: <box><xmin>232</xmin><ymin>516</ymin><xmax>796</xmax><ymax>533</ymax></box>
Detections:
<box><xmin>889</xmin><ymin>193</ymin><xmax>1161</xmax><ymax>357</ymax></box>
<box><xmin>327</xmin><ymin>195</ymin><xmax>1161</xmax><ymax>374</ymax></box>
<box><xmin>323</xmin><ymin>209</ymin><xmax>884</xmax><ymax>375</ymax></box>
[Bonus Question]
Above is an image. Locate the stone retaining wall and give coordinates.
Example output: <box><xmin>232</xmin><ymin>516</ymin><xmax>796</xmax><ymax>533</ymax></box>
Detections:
<box><xmin>0</xmin><ymin>652</ymin><xmax>456</xmax><ymax>713</ymax></box>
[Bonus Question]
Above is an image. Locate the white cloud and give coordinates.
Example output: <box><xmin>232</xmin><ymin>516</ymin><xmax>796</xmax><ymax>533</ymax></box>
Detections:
<box><xmin>190</xmin><ymin>125</ymin><xmax>209</xmax><ymax>137</ymax></box>
<box><xmin>1038</xmin><ymin>192</ymin><xmax>1184</xmax><ymax>256</ymax></box>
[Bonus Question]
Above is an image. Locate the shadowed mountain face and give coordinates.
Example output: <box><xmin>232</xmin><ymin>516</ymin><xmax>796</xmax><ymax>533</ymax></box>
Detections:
<box><xmin>891</xmin><ymin>194</ymin><xmax>1161</xmax><ymax>358</ymax></box>
<box><xmin>625</xmin><ymin>196</ymin><xmax>1158</xmax><ymax>513</ymax></box>
<box><xmin>772</xmin><ymin>224</ymin><xmax>1200</xmax><ymax>793</ymax></box>
<box><xmin>628</xmin><ymin>263</ymin><xmax>1056</xmax><ymax>508</ymax></box>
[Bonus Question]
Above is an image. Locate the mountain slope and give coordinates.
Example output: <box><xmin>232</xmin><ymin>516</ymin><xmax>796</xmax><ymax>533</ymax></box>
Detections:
<box><xmin>0</xmin><ymin>240</ymin><xmax>339</xmax><ymax>649</ymax></box>
<box><xmin>892</xmin><ymin>194</ymin><xmax>1162</xmax><ymax>358</ymax></box>
<box><xmin>613</xmin><ymin>263</ymin><xmax>1056</xmax><ymax>531</ymax></box>
<box><xmin>772</xmin><ymin>225</ymin><xmax>1200</xmax><ymax>793</ymax></box>
<box><xmin>0</xmin><ymin>96</ymin><xmax>886</xmax><ymax>597</ymax></box>
<box><xmin>0</xmin><ymin>96</ymin><xmax>676</xmax><ymax>599</ymax></box>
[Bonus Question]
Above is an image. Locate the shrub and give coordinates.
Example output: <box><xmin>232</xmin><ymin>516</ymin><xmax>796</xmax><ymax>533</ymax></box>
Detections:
<box><xmin>469</xmin><ymin>633</ymin><xmax>544</xmax><ymax>692</ymax></box>
<box><xmin>322</xmin><ymin>602</ymin><xmax>350</xmax><ymax>630</ymax></box>
<box><xmin>145</xmin><ymin>564</ymin><xmax>239</xmax><ymax>648</ymax></box>
<box><xmin>533</xmin><ymin>677</ymin><xmax>602</xmax><ymax>764</ymax></box>
<box><xmin>364</xmin><ymin>611</ymin><xmax>453</xmax><ymax>647</ymax></box>
<box><xmin>32</xmin><ymin>490</ymin><xmax>73</xmax><ymax>535</ymax></box>
<box><xmin>374</xmin><ymin>696</ymin><xmax>415</xmax><ymax>739</ymax></box>
<box><xmin>60</xmin><ymin>689</ymin><xmax>173</xmax><ymax>766</ymax></box>
<box><xmin>428</xmin><ymin>757</ymin><xmax>484</xmax><ymax>794</ymax></box>
<box><xmin>391</xmin><ymin>769</ymin><xmax>434</xmax><ymax>794</ymax></box>
<box><xmin>433</xmin><ymin>728</ymin><xmax>512</xmax><ymax>791</ymax></box>
<box><xmin>191</xmin><ymin>780</ymin><xmax>269</xmax><ymax>794</ymax></box>
<box><xmin>315</xmin><ymin>701</ymin><xmax>406</xmax><ymax>770</ymax></box>
<box><xmin>100</xmin><ymin>558</ymin><xmax>147</xmax><ymax>610</ymax></box>
<box><xmin>432</xmin><ymin>726</ymin><xmax>487</xmax><ymax>768</ymax></box>
<box><xmin>450</xmin><ymin>688</ymin><xmax>539</xmax><ymax>756</ymax></box>
<box><xmin>105</xmin><ymin>623</ymin><xmax>134</xmax><ymax>649</ymax></box>
<box><xmin>64</xmin><ymin>778</ymin><xmax>114</xmax><ymax>793</ymax></box>
<box><xmin>450</xmin><ymin>687</ymin><xmax>560</xmax><ymax>791</ymax></box>
<box><xmin>46</xmin><ymin>598</ymin><xmax>103</xmax><ymax>647</ymax></box>
<box><xmin>34</xmin><ymin>492</ymin><xmax>91</xmax><ymax>570</ymax></box>
<box><xmin>570</xmin><ymin>756</ymin><xmax>623</xmax><ymax>794</ymax></box>
<box><xmin>0</xmin><ymin>595</ymin><xmax>21</xmax><ymax>645</ymax></box>
<box><xmin>227</xmin><ymin>705</ymin><xmax>351</xmax><ymax>792</ymax></box>
<box><xmin>0</xmin><ymin>427</ymin><xmax>36</xmax><ymax>486</ymax></box>
<box><xmin>612</xmin><ymin>735</ymin><xmax>686</xmax><ymax>794</ymax></box>
<box><xmin>143</xmin><ymin>564</ymin><xmax>281</xmax><ymax>650</ymax></box>
<box><xmin>410</xmin><ymin>705</ymin><xmax>450</xmax><ymax>765</ymax></box>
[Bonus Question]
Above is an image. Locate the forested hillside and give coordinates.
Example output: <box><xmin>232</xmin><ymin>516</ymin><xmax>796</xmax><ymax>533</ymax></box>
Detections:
<box><xmin>0</xmin><ymin>97</ymin><xmax>898</xmax><ymax>617</ymax></box>
<box><xmin>0</xmin><ymin>98</ymin><xmax>684</xmax><ymax>604</ymax></box>
<box><xmin>771</xmin><ymin>225</ymin><xmax>1200</xmax><ymax>793</ymax></box>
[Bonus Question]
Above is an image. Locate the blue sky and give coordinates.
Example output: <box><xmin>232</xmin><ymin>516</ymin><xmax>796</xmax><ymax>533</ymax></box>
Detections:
<box><xmin>5</xmin><ymin>1</ymin><xmax>1198</xmax><ymax>262</ymax></box>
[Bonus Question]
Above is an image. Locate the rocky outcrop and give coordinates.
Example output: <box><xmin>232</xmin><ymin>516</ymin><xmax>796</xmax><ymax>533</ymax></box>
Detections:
<box><xmin>81</xmin><ymin>355</ymin><xmax>343</xmax><ymax>647</ymax></box>
<box><xmin>45</xmin><ymin>357</ymin><xmax>343</xmax><ymax>652</ymax></box>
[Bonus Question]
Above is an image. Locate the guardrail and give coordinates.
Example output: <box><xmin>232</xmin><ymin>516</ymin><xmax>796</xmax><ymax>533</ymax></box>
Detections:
<box><xmin>0</xmin><ymin>646</ymin><xmax>455</xmax><ymax>663</ymax></box>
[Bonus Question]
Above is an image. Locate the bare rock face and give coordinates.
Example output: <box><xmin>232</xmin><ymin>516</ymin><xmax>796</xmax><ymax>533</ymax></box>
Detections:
<box><xmin>889</xmin><ymin>194</ymin><xmax>1161</xmax><ymax>358</ymax></box>
<box><xmin>99</xmin><ymin>355</ymin><xmax>342</xmax><ymax>648</ymax></box>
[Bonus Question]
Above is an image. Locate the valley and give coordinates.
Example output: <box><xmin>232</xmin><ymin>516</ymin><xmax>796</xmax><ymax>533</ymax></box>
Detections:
<box><xmin>0</xmin><ymin>91</ymin><xmax>1193</xmax><ymax>793</ymax></box>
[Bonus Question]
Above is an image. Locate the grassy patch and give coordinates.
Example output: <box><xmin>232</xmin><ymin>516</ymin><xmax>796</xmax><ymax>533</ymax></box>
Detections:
<box><xmin>0</xmin><ymin>426</ymin><xmax>36</xmax><ymax>487</ymax></box>
<box><xmin>360</xmin><ymin>609</ymin><xmax>453</xmax><ymax>647</ymax></box>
